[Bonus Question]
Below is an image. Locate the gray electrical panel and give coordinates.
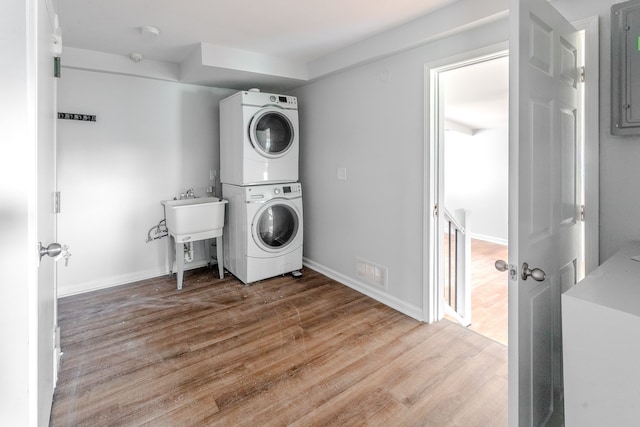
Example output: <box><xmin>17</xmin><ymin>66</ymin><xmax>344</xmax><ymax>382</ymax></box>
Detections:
<box><xmin>612</xmin><ymin>0</ymin><xmax>640</xmax><ymax>135</ymax></box>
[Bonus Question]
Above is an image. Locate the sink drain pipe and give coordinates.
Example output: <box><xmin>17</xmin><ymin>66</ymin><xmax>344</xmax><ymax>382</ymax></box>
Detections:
<box><xmin>146</xmin><ymin>219</ymin><xmax>194</xmax><ymax>262</ymax></box>
<box><xmin>184</xmin><ymin>242</ymin><xmax>194</xmax><ymax>262</ymax></box>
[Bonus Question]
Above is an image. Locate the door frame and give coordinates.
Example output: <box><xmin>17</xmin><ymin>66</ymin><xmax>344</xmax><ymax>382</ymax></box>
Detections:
<box><xmin>424</xmin><ymin>43</ymin><xmax>509</xmax><ymax>323</ymax></box>
<box><xmin>574</xmin><ymin>15</ymin><xmax>600</xmax><ymax>277</ymax></box>
<box><xmin>423</xmin><ymin>16</ymin><xmax>598</xmax><ymax>323</ymax></box>
<box><xmin>424</xmin><ymin>42</ymin><xmax>509</xmax><ymax>323</ymax></box>
<box><xmin>1</xmin><ymin>0</ymin><xmax>60</xmax><ymax>424</ymax></box>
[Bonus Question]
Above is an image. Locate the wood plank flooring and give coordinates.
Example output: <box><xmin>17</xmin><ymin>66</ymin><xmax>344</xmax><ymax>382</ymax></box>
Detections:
<box><xmin>468</xmin><ymin>239</ymin><xmax>509</xmax><ymax>345</ymax></box>
<box><xmin>50</xmin><ymin>267</ymin><xmax>507</xmax><ymax>426</ymax></box>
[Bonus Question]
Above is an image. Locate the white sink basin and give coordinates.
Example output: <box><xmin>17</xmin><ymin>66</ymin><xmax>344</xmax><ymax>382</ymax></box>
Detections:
<box><xmin>161</xmin><ymin>197</ymin><xmax>228</xmax><ymax>236</ymax></box>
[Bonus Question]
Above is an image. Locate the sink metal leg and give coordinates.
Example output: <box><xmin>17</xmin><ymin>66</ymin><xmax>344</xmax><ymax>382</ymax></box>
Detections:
<box><xmin>167</xmin><ymin>234</ymin><xmax>175</xmax><ymax>277</ymax></box>
<box><xmin>167</xmin><ymin>232</ymin><xmax>223</xmax><ymax>289</ymax></box>
<box><xmin>204</xmin><ymin>238</ymin><xmax>211</xmax><ymax>268</ymax></box>
<box><xmin>175</xmin><ymin>240</ymin><xmax>184</xmax><ymax>290</ymax></box>
<box><xmin>216</xmin><ymin>236</ymin><xmax>224</xmax><ymax>279</ymax></box>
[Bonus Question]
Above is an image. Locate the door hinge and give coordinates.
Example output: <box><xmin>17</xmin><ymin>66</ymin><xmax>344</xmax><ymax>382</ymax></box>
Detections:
<box><xmin>54</xmin><ymin>56</ymin><xmax>61</xmax><ymax>78</ymax></box>
<box><xmin>54</xmin><ymin>191</ymin><xmax>61</xmax><ymax>214</ymax></box>
<box><xmin>579</xmin><ymin>204</ymin><xmax>585</xmax><ymax>222</ymax></box>
<box><xmin>579</xmin><ymin>66</ymin><xmax>585</xmax><ymax>83</ymax></box>
<box><xmin>433</xmin><ymin>204</ymin><xmax>439</xmax><ymax>217</ymax></box>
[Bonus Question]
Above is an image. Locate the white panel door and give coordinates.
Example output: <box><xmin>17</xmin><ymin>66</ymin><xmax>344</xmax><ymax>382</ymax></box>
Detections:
<box><xmin>36</xmin><ymin>0</ymin><xmax>60</xmax><ymax>424</ymax></box>
<box><xmin>509</xmin><ymin>0</ymin><xmax>582</xmax><ymax>425</ymax></box>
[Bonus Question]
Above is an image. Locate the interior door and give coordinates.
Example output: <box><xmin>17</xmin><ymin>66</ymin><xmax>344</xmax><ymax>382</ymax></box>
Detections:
<box><xmin>509</xmin><ymin>0</ymin><xmax>582</xmax><ymax>424</ymax></box>
<box><xmin>36</xmin><ymin>0</ymin><xmax>60</xmax><ymax>424</ymax></box>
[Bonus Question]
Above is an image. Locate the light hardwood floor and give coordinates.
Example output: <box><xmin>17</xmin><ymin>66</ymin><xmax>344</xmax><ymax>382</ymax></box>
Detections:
<box><xmin>468</xmin><ymin>239</ymin><xmax>508</xmax><ymax>345</ymax></box>
<box><xmin>443</xmin><ymin>238</ymin><xmax>508</xmax><ymax>346</ymax></box>
<box><xmin>50</xmin><ymin>267</ymin><xmax>507</xmax><ymax>426</ymax></box>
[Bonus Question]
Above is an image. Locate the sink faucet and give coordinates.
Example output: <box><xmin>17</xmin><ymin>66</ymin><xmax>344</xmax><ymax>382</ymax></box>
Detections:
<box><xmin>186</xmin><ymin>188</ymin><xmax>195</xmax><ymax>198</ymax></box>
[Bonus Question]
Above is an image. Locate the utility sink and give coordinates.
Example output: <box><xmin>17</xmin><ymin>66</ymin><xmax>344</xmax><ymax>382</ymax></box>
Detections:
<box><xmin>161</xmin><ymin>197</ymin><xmax>228</xmax><ymax>290</ymax></box>
<box><xmin>161</xmin><ymin>197</ymin><xmax>227</xmax><ymax>236</ymax></box>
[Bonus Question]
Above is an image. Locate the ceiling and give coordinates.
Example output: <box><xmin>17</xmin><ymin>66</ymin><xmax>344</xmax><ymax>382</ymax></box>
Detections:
<box><xmin>441</xmin><ymin>55</ymin><xmax>509</xmax><ymax>131</ymax></box>
<box><xmin>55</xmin><ymin>0</ymin><xmax>458</xmax><ymax>65</ymax></box>
<box><xmin>54</xmin><ymin>0</ymin><xmax>507</xmax><ymax>131</ymax></box>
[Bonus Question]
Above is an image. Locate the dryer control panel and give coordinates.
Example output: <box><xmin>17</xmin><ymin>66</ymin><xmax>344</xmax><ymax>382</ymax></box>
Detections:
<box><xmin>241</xmin><ymin>91</ymin><xmax>298</xmax><ymax>109</ymax></box>
<box><xmin>268</xmin><ymin>94</ymin><xmax>297</xmax><ymax>107</ymax></box>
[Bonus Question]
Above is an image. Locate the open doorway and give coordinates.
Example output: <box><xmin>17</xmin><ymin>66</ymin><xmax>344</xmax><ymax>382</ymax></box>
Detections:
<box><xmin>423</xmin><ymin>15</ymin><xmax>598</xmax><ymax>424</ymax></box>
<box><xmin>428</xmin><ymin>31</ymin><xmax>594</xmax><ymax>344</ymax></box>
<box><xmin>437</xmin><ymin>53</ymin><xmax>510</xmax><ymax>345</ymax></box>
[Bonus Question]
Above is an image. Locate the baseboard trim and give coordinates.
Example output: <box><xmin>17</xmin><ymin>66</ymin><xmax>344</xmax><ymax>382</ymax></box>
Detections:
<box><xmin>57</xmin><ymin>261</ymin><xmax>209</xmax><ymax>297</ymax></box>
<box><xmin>303</xmin><ymin>257</ymin><xmax>423</xmax><ymax>321</ymax></box>
<box><xmin>470</xmin><ymin>233</ymin><xmax>508</xmax><ymax>246</ymax></box>
<box><xmin>59</xmin><ymin>258</ymin><xmax>425</xmax><ymax>324</ymax></box>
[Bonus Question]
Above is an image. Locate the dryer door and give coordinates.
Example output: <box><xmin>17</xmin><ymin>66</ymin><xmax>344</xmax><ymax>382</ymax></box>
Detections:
<box><xmin>248</xmin><ymin>108</ymin><xmax>295</xmax><ymax>158</ymax></box>
<box><xmin>251</xmin><ymin>200</ymin><xmax>302</xmax><ymax>253</ymax></box>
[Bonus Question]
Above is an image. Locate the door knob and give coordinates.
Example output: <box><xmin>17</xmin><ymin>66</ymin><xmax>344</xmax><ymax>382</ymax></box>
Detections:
<box><xmin>521</xmin><ymin>262</ymin><xmax>546</xmax><ymax>281</ymax></box>
<box><xmin>494</xmin><ymin>259</ymin><xmax>509</xmax><ymax>272</ymax></box>
<box><xmin>38</xmin><ymin>242</ymin><xmax>71</xmax><ymax>266</ymax></box>
<box><xmin>39</xmin><ymin>242</ymin><xmax>62</xmax><ymax>260</ymax></box>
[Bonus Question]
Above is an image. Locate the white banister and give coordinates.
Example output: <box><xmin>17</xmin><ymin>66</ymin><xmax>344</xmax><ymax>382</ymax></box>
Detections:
<box><xmin>454</xmin><ymin>208</ymin><xmax>471</xmax><ymax>326</ymax></box>
<box><xmin>442</xmin><ymin>207</ymin><xmax>472</xmax><ymax>326</ymax></box>
<box><xmin>443</xmin><ymin>207</ymin><xmax>465</xmax><ymax>234</ymax></box>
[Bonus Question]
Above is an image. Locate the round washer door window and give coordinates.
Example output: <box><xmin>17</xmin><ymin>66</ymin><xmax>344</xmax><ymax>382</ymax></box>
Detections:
<box><xmin>253</xmin><ymin>203</ymin><xmax>299</xmax><ymax>252</ymax></box>
<box><xmin>249</xmin><ymin>109</ymin><xmax>294</xmax><ymax>157</ymax></box>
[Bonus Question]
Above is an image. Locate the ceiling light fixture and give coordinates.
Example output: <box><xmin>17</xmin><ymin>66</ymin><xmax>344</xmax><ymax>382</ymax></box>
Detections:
<box><xmin>140</xmin><ymin>25</ymin><xmax>160</xmax><ymax>39</ymax></box>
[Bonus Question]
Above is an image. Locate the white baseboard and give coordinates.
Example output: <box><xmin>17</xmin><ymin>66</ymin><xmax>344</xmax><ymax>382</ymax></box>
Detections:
<box><xmin>59</xmin><ymin>258</ymin><xmax>425</xmax><ymax>325</ymax></box>
<box><xmin>57</xmin><ymin>261</ymin><xmax>209</xmax><ymax>297</ymax></box>
<box><xmin>303</xmin><ymin>257</ymin><xmax>423</xmax><ymax>321</ymax></box>
<box><xmin>470</xmin><ymin>233</ymin><xmax>508</xmax><ymax>246</ymax></box>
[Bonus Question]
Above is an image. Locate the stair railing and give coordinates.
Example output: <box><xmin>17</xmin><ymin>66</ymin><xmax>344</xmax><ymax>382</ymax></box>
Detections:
<box><xmin>443</xmin><ymin>207</ymin><xmax>471</xmax><ymax>326</ymax></box>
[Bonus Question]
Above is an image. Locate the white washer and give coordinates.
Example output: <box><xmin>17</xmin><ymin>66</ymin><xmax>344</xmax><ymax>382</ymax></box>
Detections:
<box><xmin>223</xmin><ymin>182</ymin><xmax>303</xmax><ymax>284</ymax></box>
<box><xmin>220</xmin><ymin>91</ymin><xmax>299</xmax><ymax>186</ymax></box>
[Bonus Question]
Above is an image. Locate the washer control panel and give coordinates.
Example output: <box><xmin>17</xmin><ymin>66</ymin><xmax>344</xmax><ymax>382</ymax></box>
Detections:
<box><xmin>280</xmin><ymin>183</ymin><xmax>301</xmax><ymax>196</ymax></box>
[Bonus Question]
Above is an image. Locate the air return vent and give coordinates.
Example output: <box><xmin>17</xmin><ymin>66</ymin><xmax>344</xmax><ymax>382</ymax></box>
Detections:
<box><xmin>356</xmin><ymin>257</ymin><xmax>388</xmax><ymax>290</ymax></box>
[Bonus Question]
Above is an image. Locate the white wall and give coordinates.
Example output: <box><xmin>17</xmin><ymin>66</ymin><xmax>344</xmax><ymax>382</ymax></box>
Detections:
<box><xmin>1</xmin><ymin>0</ymin><xmax>34</xmax><ymax>423</ymax></box>
<box><xmin>444</xmin><ymin>128</ymin><xmax>509</xmax><ymax>243</ymax></box>
<box><xmin>553</xmin><ymin>0</ymin><xmax>640</xmax><ymax>261</ymax></box>
<box><xmin>53</xmin><ymin>0</ymin><xmax>627</xmax><ymax>313</ymax></box>
<box><xmin>57</xmin><ymin>68</ymin><xmax>234</xmax><ymax>295</ymax></box>
<box><xmin>291</xmin><ymin>18</ymin><xmax>509</xmax><ymax>318</ymax></box>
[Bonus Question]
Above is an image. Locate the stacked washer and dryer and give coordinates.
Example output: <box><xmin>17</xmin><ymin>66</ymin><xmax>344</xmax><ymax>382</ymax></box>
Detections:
<box><xmin>220</xmin><ymin>90</ymin><xmax>303</xmax><ymax>284</ymax></box>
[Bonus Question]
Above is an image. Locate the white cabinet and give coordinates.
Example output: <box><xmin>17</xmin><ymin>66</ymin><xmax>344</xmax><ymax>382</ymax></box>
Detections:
<box><xmin>562</xmin><ymin>242</ymin><xmax>640</xmax><ymax>426</ymax></box>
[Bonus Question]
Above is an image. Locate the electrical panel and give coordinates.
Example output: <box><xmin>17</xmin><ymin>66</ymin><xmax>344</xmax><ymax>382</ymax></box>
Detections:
<box><xmin>612</xmin><ymin>0</ymin><xmax>640</xmax><ymax>135</ymax></box>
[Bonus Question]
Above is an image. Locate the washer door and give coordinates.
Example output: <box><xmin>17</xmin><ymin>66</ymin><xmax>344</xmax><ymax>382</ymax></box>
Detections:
<box><xmin>251</xmin><ymin>200</ymin><xmax>301</xmax><ymax>253</ymax></box>
<box><xmin>248</xmin><ymin>108</ymin><xmax>295</xmax><ymax>158</ymax></box>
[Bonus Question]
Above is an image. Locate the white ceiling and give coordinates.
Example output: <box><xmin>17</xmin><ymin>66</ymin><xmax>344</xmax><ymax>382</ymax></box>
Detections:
<box><xmin>55</xmin><ymin>0</ymin><xmax>458</xmax><ymax>64</ymax></box>
<box><xmin>54</xmin><ymin>0</ymin><xmax>507</xmax><ymax>130</ymax></box>
<box><xmin>441</xmin><ymin>55</ymin><xmax>509</xmax><ymax>131</ymax></box>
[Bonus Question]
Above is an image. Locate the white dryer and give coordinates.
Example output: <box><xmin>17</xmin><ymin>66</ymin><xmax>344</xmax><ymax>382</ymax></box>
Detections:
<box><xmin>220</xmin><ymin>91</ymin><xmax>299</xmax><ymax>186</ymax></box>
<box><xmin>223</xmin><ymin>182</ymin><xmax>303</xmax><ymax>284</ymax></box>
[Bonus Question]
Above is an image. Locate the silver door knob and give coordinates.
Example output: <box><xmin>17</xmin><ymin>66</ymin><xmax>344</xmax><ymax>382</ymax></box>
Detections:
<box><xmin>495</xmin><ymin>259</ymin><xmax>509</xmax><ymax>272</ymax></box>
<box><xmin>521</xmin><ymin>262</ymin><xmax>546</xmax><ymax>281</ymax></box>
<box><xmin>38</xmin><ymin>242</ymin><xmax>71</xmax><ymax>266</ymax></box>
<box><xmin>39</xmin><ymin>242</ymin><xmax>62</xmax><ymax>260</ymax></box>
